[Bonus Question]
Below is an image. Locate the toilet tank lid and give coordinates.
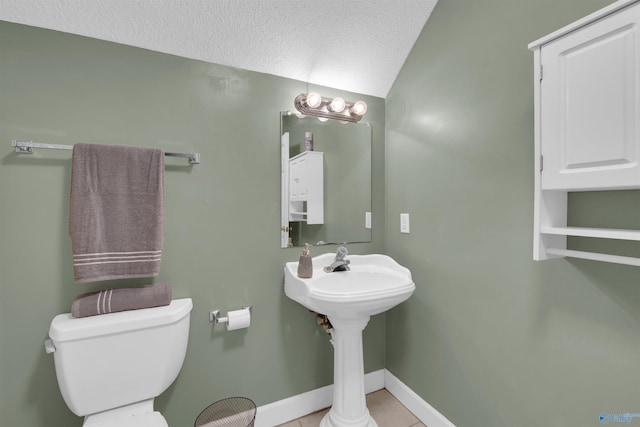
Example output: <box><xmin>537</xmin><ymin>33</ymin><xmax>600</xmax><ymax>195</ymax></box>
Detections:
<box><xmin>49</xmin><ymin>298</ymin><xmax>193</xmax><ymax>342</ymax></box>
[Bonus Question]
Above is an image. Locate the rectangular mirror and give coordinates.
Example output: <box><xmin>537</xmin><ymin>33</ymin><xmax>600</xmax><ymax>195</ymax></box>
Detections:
<box><xmin>281</xmin><ymin>112</ymin><xmax>372</xmax><ymax>248</ymax></box>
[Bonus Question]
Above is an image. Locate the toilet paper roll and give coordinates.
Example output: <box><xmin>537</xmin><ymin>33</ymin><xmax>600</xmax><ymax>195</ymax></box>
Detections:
<box><xmin>226</xmin><ymin>308</ymin><xmax>251</xmax><ymax>331</ymax></box>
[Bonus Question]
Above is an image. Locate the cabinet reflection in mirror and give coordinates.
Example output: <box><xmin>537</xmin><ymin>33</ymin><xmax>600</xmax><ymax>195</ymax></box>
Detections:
<box><xmin>280</xmin><ymin>111</ymin><xmax>372</xmax><ymax>248</ymax></box>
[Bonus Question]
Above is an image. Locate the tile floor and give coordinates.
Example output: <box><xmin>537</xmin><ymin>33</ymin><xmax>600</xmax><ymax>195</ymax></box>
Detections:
<box><xmin>275</xmin><ymin>389</ymin><xmax>427</xmax><ymax>427</ymax></box>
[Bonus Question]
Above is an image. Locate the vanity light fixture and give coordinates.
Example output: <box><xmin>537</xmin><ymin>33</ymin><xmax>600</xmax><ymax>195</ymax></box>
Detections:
<box><xmin>294</xmin><ymin>93</ymin><xmax>367</xmax><ymax>123</ymax></box>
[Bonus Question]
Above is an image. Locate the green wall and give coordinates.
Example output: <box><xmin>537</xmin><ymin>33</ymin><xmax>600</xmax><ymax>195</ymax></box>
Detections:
<box><xmin>0</xmin><ymin>22</ymin><xmax>386</xmax><ymax>426</ymax></box>
<box><xmin>385</xmin><ymin>1</ymin><xmax>640</xmax><ymax>426</ymax></box>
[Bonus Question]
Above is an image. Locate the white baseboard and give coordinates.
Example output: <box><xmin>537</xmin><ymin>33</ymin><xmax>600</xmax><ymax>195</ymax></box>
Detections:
<box><xmin>384</xmin><ymin>370</ymin><xmax>455</xmax><ymax>427</ymax></box>
<box><xmin>255</xmin><ymin>369</ymin><xmax>385</xmax><ymax>427</ymax></box>
<box><xmin>255</xmin><ymin>369</ymin><xmax>454</xmax><ymax>427</ymax></box>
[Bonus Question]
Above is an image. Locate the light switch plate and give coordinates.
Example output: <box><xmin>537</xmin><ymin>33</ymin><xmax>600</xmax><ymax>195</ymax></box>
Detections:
<box><xmin>400</xmin><ymin>213</ymin><xmax>410</xmax><ymax>233</ymax></box>
<box><xmin>365</xmin><ymin>212</ymin><xmax>372</xmax><ymax>229</ymax></box>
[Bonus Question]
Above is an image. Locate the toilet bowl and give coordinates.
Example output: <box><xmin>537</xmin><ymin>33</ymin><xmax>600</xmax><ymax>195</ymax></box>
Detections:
<box><xmin>46</xmin><ymin>298</ymin><xmax>193</xmax><ymax>426</ymax></box>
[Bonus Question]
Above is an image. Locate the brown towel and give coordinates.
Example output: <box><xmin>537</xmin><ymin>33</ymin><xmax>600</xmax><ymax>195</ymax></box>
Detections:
<box><xmin>71</xmin><ymin>283</ymin><xmax>172</xmax><ymax>317</ymax></box>
<box><xmin>69</xmin><ymin>143</ymin><xmax>164</xmax><ymax>283</ymax></box>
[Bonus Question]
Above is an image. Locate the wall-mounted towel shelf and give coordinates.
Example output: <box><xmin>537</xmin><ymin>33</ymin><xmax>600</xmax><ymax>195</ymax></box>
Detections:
<box><xmin>539</xmin><ymin>227</ymin><xmax>640</xmax><ymax>241</ymax></box>
<box><xmin>11</xmin><ymin>140</ymin><xmax>200</xmax><ymax>164</ymax></box>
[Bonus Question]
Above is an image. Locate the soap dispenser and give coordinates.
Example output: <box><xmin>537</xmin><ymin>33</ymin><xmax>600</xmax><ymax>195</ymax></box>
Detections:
<box><xmin>297</xmin><ymin>243</ymin><xmax>313</xmax><ymax>278</ymax></box>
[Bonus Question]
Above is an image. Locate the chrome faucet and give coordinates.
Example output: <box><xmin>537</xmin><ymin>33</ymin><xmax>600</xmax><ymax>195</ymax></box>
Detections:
<box><xmin>323</xmin><ymin>245</ymin><xmax>351</xmax><ymax>272</ymax></box>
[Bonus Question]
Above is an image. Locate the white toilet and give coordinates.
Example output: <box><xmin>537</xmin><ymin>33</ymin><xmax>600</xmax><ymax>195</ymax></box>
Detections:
<box><xmin>46</xmin><ymin>298</ymin><xmax>193</xmax><ymax>427</ymax></box>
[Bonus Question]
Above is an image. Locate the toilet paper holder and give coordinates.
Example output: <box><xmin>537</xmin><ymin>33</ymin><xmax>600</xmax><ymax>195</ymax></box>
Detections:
<box><xmin>209</xmin><ymin>305</ymin><xmax>252</xmax><ymax>325</ymax></box>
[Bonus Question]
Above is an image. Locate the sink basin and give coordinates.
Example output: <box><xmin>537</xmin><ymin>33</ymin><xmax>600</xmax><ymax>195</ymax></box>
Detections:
<box><xmin>284</xmin><ymin>253</ymin><xmax>415</xmax><ymax>319</ymax></box>
<box><xmin>284</xmin><ymin>252</ymin><xmax>415</xmax><ymax>427</ymax></box>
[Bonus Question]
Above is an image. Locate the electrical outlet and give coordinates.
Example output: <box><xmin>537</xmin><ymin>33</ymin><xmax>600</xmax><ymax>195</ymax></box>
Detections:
<box><xmin>400</xmin><ymin>213</ymin><xmax>410</xmax><ymax>233</ymax></box>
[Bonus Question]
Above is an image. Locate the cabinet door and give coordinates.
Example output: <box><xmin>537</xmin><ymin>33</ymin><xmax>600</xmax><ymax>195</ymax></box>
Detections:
<box><xmin>541</xmin><ymin>2</ymin><xmax>640</xmax><ymax>190</ymax></box>
<box><xmin>289</xmin><ymin>156</ymin><xmax>308</xmax><ymax>201</ymax></box>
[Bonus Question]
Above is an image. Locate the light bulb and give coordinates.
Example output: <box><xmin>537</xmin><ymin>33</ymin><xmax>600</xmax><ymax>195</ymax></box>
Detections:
<box><xmin>306</xmin><ymin>92</ymin><xmax>322</xmax><ymax>108</ymax></box>
<box><xmin>329</xmin><ymin>97</ymin><xmax>346</xmax><ymax>113</ymax></box>
<box><xmin>351</xmin><ymin>101</ymin><xmax>367</xmax><ymax>116</ymax></box>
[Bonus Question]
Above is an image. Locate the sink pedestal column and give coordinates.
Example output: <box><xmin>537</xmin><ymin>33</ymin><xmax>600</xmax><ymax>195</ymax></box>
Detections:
<box><xmin>320</xmin><ymin>316</ymin><xmax>378</xmax><ymax>427</ymax></box>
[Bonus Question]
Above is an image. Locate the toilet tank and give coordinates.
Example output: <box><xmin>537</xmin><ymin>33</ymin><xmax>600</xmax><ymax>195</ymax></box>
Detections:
<box><xmin>48</xmin><ymin>298</ymin><xmax>192</xmax><ymax>417</ymax></box>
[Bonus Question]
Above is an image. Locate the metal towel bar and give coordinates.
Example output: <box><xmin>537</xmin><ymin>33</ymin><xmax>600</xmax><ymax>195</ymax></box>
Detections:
<box><xmin>10</xmin><ymin>140</ymin><xmax>200</xmax><ymax>165</ymax></box>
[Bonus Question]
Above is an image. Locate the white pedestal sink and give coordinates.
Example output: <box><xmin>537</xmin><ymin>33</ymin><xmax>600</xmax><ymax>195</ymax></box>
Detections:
<box><xmin>284</xmin><ymin>253</ymin><xmax>415</xmax><ymax>427</ymax></box>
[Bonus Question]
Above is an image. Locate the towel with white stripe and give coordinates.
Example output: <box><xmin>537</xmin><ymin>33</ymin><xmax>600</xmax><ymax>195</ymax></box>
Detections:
<box><xmin>71</xmin><ymin>283</ymin><xmax>171</xmax><ymax>317</ymax></box>
<box><xmin>69</xmin><ymin>143</ymin><xmax>164</xmax><ymax>283</ymax></box>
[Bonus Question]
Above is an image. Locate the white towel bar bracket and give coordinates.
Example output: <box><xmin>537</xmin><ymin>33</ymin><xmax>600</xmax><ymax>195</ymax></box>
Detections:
<box><xmin>10</xmin><ymin>140</ymin><xmax>200</xmax><ymax>165</ymax></box>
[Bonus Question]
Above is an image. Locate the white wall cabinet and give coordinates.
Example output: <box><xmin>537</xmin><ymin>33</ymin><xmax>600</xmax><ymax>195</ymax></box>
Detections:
<box><xmin>529</xmin><ymin>0</ymin><xmax>640</xmax><ymax>266</ymax></box>
<box><xmin>288</xmin><ymin>151</ymin><xmax>324</xmax><ymax>224</ymax></box>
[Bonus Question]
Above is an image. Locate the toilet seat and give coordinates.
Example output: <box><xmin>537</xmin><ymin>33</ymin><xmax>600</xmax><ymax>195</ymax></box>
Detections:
<box><xmin>83</xmin><ymin>411</ymin><xmax>168</xmax><ymax>427</ymax></box>
<box><xmin>82</xmin><ymin>401</ymin><xmax>168</xmax><ymax>427</ymax></box>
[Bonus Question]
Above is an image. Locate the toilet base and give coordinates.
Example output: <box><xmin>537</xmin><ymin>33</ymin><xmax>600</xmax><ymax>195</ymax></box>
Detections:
<box><xmin>83</xmin><ymin>399</ymin><xmax>168</xmax><ymax>427</ymax></box>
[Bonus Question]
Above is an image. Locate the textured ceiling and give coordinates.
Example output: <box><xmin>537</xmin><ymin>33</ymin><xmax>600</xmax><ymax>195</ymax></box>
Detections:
<box><xmin>0</xmin><ymin>0</ymin><xmax>437</xmax><ymax>98</ymax></box>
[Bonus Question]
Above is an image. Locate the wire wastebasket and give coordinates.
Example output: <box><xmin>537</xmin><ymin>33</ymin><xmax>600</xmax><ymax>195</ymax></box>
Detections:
<box><xmin>195</xmin><ymin>397</ymin><xmax>256</xmax><ymax>427</ymax></box>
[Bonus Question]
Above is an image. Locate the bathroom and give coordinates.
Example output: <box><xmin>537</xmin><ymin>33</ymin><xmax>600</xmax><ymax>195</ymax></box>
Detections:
<box><xmin>2</xmin><ymin>0</ymin><xmax>640</xmax><ymax>426</ymax></box>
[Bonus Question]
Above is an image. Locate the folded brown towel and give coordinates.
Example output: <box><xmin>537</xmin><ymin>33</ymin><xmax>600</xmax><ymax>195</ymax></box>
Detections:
<box><xmin>71</xmin><ymin>283</ymin><xmax>172</xmax><ymax>318</ymax></box>
<box><xmin>69</xmin><ymin>143</ymin><xmax>164</xmax><ymax>283</ymax></box>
